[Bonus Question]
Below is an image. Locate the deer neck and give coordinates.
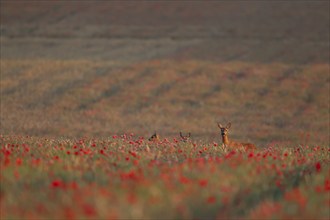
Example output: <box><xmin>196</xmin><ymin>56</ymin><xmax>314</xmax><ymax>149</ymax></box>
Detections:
<box><xmin>222</xmin><ymin>134</ymin><xmax>230</xmax><ymax>145</ymax></box>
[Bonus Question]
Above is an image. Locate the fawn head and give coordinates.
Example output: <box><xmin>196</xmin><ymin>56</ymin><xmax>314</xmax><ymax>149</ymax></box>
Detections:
<box><xmin>148</xmin><ymin>132</ymin><xmax>160</xmax><ymax>142</ymax></box>
<box><xmin>180</xmin><ymin>132</ymin><xmax>191</xmax><ymax>142</ymax></box>
<box><xmin>217</xmin><ymin>122</ymin><xmax>231</xmax><ymax>137</ymax></box>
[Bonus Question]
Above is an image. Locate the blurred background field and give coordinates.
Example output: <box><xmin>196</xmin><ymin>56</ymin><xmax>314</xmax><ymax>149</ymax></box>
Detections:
<box><xmin>1</xmin><ymin>1</ymin><xmax>329</xmax><ymax>146</ymax></box>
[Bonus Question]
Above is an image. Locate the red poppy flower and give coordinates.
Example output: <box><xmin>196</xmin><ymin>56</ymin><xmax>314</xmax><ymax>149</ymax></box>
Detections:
<box><xmin>82</xmin><ymin>204</ymin><xmax>96</xmax><ymax>217</ymax></box>
<box><xmin>16</xmin><ymin>158</ymin><xmax>22</xmax><ymax>166</ymax></box>
<box><xmin>179</xmin><ymin>176</ymin><xmax>190</xmax><ymax>184</ymax></box>
<box><xmin>315</xmin><ymin>162</ymin><xmax>321</xmax><ymax>173</ymax></box>
<box><xmin>199</xmin><ymin>179</ymin><xmax>208</xmax><ymax>187</ymax></box>
<box><xmin>325</xmin><ymin>179</ymin><xmax>330</xmax><ymax>191</ymax></box>
<box><xmin>51</xmin><ymin>180</ymin><xmax>62</xmax><ymax>188</ymax></box>
<box><xmin>207</xmin><ymin>196</ymin><xmax>216</xmax><ymax>204</ymax></box>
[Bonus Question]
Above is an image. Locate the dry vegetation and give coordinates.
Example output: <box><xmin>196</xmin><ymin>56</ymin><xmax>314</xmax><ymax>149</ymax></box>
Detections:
<box><xmin>1</xmin><ymin>60</ymin><xmax>329</xmax><ymax>146</ymax></box>
<box><xmin>1</xmin><ymin>2</ymin><xmax>329</xmax><ymax>145</ymax></box>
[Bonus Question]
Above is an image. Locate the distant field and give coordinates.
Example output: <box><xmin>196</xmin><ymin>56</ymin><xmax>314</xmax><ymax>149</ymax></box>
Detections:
<box><xmin>1</xmin><ymin>2</ymin><xmax>329</xmax><ymax>63</ymax></box>
<box><xmin>0</xmin><ymin>2</ymin><xmax>329</xmax><ymax>220</ymax></box>
<box><xmin>1</xmin><ymin>60</ymin><xmax>329</xmax><ymax>146</ymax></box>
<box><xmin>1</xmin><ymin>1</ymin><xmax>329</xmax><ymax>145</ymax></box>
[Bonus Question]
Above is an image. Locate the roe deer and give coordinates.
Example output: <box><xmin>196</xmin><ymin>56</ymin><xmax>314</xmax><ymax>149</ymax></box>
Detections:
<box><xmin>217</xmin><ymin>122</ymin><xmax>256</xmax><ymax>150</ymax></box>
<box><xmin>148</xmin><ymin>132</ymin><xmax>160</xmax><ymax>142</ymax></box>
<box><xmin>180</xmin><ymin>132</ymin><xmax>191</xmax><ymax>142</ymax></box>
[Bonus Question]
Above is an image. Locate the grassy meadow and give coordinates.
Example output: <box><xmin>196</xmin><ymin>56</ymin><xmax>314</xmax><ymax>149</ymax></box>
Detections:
<box><xmin>1</xmin><ymin>1</ymin><xmax>329</xmax><ymax>220</ymax></box>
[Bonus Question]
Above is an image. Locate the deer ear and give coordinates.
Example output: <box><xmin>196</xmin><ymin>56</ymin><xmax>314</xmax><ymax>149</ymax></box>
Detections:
<box><xmin>226</xmin><ymin>122</ymin><xmax>231</xmax><ymax>129</ymax></box>
<box><xmin>217</xmin><ymin>123</ymin><xmax>223</xmax><ymax>129</ymax></box>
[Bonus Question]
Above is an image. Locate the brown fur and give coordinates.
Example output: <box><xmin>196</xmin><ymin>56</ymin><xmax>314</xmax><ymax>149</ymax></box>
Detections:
<box><xmin>148</xmin><ymin>132</ymin><xmax>160</xmax><ymax>142</ymax></box>
<box><xmin>218</xmin><ymin>122</ymin><xmax>256</xmax><ymax>150</ymax></box>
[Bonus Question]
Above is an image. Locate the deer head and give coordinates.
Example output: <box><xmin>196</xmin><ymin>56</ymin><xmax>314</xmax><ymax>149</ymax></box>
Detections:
<box><xmin>217</xmin><ymin>122</ymin><xmax>231</xmax><ymax>137</ymax></box>
<box><xmin>180</xmin><ymin>132</ymin><xmax>191</xmax><ymax>142</ymax></box>
<box><xmin>148</xmin><ymin>132</ymin><xmax>160</xmax><ymax>142</ymax></box>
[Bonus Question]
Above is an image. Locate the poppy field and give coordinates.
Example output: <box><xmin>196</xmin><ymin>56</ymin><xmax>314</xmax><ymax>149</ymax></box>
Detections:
<box><xmin>1</xmin><ymin>2</ymin><xmax>329</xmax><ymax>219</ymax></box>
<box><xmin>1</xmin><ymin>134</ymin><xmax>329</xmax><ymax>219</ymax></box>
